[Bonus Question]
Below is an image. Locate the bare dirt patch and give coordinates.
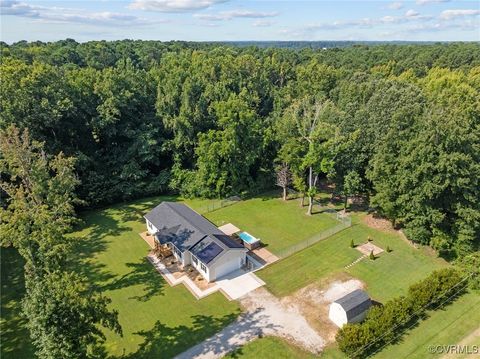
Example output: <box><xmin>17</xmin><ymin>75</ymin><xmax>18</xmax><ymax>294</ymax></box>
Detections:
<box><xmin>363</xmin><ymin>213</ymin><xmax>395</xmax><ymax>232</ymax></box>
<box><xmin>177</xmin><ymin>276</ymin><xmax>366</xmax><ymax>358</ymax></box>
<box><xmin>239</xmin><ymin>288</ymin><xmax>326</xmax><ymax>353</ymax></box>
<box><xmin>287</xmin><ymin>275</ymin><xmax>365</xmax><ymax>342</ymax></box>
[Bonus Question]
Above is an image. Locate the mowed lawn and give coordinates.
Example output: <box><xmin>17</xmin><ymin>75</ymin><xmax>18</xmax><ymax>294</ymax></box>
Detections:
<box><xmin>225</xmin><ymin>336</ymin><xmax>316</xmax><ymax>359</ymax></box>
<box><xmin>257</xmin><ymin>213</ymin><xmax>448</xmax><ymax>301</ymax></box>
<box><xmin>205</xmin><ymin>192</ymin><xmax>339</xmax><ymax>255</ymax></box>
<box><xmin>1</xmin><ymin>195</ymin><xmax>240</xmax><ymax>358</ymax></box>
<box><xmin>321</xmin><ymin>290</ymin><xmax>480</xmax><ymax>359</ymax></box>
<box><xmin>1</xmin><ymin>248</ymin><xmax>35</xmax><ymax>359</ymax></box>
<box><xmin>230</xmin><ymin>291</ymin><xmax>480</xmax><ymax>359</ymax></box>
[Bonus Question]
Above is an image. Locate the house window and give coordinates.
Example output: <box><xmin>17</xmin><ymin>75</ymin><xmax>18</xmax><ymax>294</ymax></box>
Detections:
<box><xmin>192</xmin><ymin>256</ymin><xmax>198</xmax><ymax>265</ymax></box>
<box><xmin>173</xmin><ymin>246</ymin><xmax>182</xmax><ymax>259</ymax></box>
<box><xmin>200</xmin><ymin>263</ymin><xmax>207</xmax><ymax>272</ymax></box>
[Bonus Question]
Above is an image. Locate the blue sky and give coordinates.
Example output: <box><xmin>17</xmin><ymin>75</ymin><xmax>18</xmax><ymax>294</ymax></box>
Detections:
<box><xmin>1</xmin><ymin>0</ymin><xmax>479</xmax><ymax>43</ymax></box>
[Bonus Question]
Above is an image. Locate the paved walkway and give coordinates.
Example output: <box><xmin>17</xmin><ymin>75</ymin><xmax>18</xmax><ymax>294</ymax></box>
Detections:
<box><xmin>148</xmin><ymin>255</ymin><xmax>219</xmax><ymax>299</ymax></box>
<box><xmin>217</xmin><ymin>270</ymin><xmax>265</xmax><ymax>300</ymax></box>
<box><xmin>139</xmin><ymin>231</ymin><xmax>156</xmax><ymax>249</ymax></box>
<box><xmin>251</xmin><ymin>247</ymin><xmax>280</xmax><ymax>265</ymax></box>
<box><xmin>344</xmin><ymin>255</ymin><xmax>367</xmax><ymax>269</ymax></box>
<box><xmin>175</xmin><ymin>288</ymin><xmax>325</xmax><ymax>359</ymax></box>
<box><xmin>148</xmin><ymin>254</ymin><xmax>265</xmax><ymax>300</ymax></box>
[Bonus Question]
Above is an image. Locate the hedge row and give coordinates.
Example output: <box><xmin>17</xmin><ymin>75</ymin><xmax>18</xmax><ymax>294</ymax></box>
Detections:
<box><xmin>336</xmin><ymin>268</ymin><xmax>467</xmax><ymax>358</ymax></box>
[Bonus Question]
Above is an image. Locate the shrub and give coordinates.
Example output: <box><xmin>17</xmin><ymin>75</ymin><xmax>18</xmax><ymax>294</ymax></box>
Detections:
<box><xmin>369</xmin><ymin>250</ymin><xmax>375</xmax><ymax>260</ymax></box>
<box><xmin>455</xmin><ymin>252</ymin><xmax>480</xmax><ymax>289</ymax></box>
<box><xmin>350</xmin><ymin>239</ymin><xmax>355</xmax><ymax>248</ymax></box>
<box><xmin>386</xmin><ymin>245</ymin><xmax>392</xmax><ymax>252</ymax></box>
<box><xmin>336</xmin><ymin>268</ymin><xmax>465</xmax><ymax>358</ymax></box>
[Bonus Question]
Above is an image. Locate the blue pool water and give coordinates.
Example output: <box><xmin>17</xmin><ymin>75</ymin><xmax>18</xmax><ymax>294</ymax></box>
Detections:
<box><xmin>238</xmin><ymin>231</ymin><xmax>259</xmax><ymax>244</ymax></box>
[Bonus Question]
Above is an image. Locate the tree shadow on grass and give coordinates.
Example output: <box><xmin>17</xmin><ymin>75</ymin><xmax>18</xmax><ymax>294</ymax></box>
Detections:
<box><xmin>68</xmin><ymin>212</ymin><xmax>125</xmax><ymax>288</ymax></box>
<box><xmin>0</xmin><ymin>248</ymin><xmax>35</xmax><ymax>359</ymax></box>
<box><xmin>125</xmin><ymin>312</ymin><xmax>241</xmax><ymax>359</ymax></box>
<box><xmin>101</xmin><ymin>258</ymin><xmax>165</xmax><ymax>301</ymax></box>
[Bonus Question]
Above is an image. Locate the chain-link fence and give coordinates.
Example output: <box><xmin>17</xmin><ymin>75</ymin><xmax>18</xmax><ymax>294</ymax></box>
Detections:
<box><xmin>276</xmin><ymin>216</ymin><xmax>351</xmax><ymax>258</ymax></box>
<box><xmin>199</xmin><ymin>196</ymin><xmax>242</xmax><ymax>214</ymax></box>
<box><xmin>275</xmin><ymin>186</ymin><xmax>353</xmax><ymax>259</ymax></box>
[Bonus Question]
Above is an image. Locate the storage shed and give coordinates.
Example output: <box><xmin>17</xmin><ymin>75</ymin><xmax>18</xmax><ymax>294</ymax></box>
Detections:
<box><xmin>328</xmin><ymin>289</ymin><xmax>372</xmax><ymax>327</ymax></box>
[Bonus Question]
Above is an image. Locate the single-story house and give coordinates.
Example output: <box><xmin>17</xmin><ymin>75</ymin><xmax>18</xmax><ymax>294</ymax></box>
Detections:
<box><xmin>328</xmin><ymin>289</ymin><xmax>372</xmax><ymax>327</ymax></box>
<box><xmin>144</xmin><ymin>202</ymin><xmax>247</xmax><ymax>282</ymax></box>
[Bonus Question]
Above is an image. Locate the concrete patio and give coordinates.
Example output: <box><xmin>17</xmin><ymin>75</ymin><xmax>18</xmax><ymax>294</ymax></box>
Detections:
<box><xmin>147</xmin><ymin>253</ymin><xmax>265</xmax><ymax>300</ymax></box>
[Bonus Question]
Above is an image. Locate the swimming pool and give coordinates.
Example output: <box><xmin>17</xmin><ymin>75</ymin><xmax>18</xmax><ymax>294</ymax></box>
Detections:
<box><xmin>238</xmin><ymin>231</ymin><xmax>259</xmax><ymax>244</ymax></box>
<box><xmin>238</xmin><ymin>231</ymin><xmax>261</xmax><ymax>250</ymax></box>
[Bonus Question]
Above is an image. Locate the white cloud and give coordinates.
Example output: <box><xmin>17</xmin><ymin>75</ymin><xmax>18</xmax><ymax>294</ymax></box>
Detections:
<box><xmin>407</xmin><ymin>19</ymin><xmax>478</xmax><ymax>32</ymax></box>
<box><xmin>0</xmin><ymin>0</ymin><xmax>156</xmax><ymax>26</ymax></box>
<box><xmin>416</xmin><ymin>0</ymin><xmax>449</xmax><ymax>5</ymax></box>
<box><xmin>381</xmin><ymin>15</ymin><xmax>396</xmax><ymax>23</ymax></box>
<box><xmin>388</xmin><ymin>2</ymin><xmax>403</xmax><ymax>10</ymax></box>
<box><xmin>194</xmin><ymin>10</ymin><xmax>278</xmax><ymax>21</ymax></box>
<box><xmin>252</xmin><ymin>19</ymin><xmax>274</xmax><ymax>27</ymax></box>
<box><xmin>440</xmin><ymin>9</ymin><xmax>480</xmax><ymax>20</ymax></box>
<box><xmin>280</xmin><ymin>9</ymin><xmax>438</xmax><ymax>38</ymax></box>
<box><xmin>128</xmin><ymin>0</ymin><xmax>227</xmax><ymax>13</ymax></box>
<box><xmin>405</xmin><ymin>9</ymin><xmax>420</xmax><ymax>18</ymax></box>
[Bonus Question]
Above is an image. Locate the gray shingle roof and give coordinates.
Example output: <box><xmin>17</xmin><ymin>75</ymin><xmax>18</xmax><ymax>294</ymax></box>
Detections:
<box><xmin>334</xmin><ymin>289</ymin><xmax>372</xmax><ymax>320</ymax></box>
<box><xmin>144</xmin><ymin>202</ymin><xmax>239</xmax><ymax>253</ymax></box>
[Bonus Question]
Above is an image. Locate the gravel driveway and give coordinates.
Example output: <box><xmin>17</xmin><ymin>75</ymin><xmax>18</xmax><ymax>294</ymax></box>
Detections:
<box><xmin>175</xmin><ymin>288</ymin><xmax>325</xmax><ymax>359</ymax></box>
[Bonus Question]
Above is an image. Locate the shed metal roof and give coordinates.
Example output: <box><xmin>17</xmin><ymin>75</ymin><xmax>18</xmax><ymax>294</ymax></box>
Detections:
<box><xmin>334</xmin><ymin>289</ymin><xmax>372</xmax><ymax>319</ymax></box>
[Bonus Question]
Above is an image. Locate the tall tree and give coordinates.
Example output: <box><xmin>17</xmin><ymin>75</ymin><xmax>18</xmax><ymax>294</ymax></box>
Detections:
<box><xmin>275</xmin><ymin>163</ymin><xmax>292</xmax><ymax>201</ymax></box>
<box><xmin>342</xmin><ymin>170</ymin><xmax>363</xmax><ymax>212</ymax></box>
<box><xmin>0</xmin><ymin>126</ymin><xmax>122</xmax><ymax>358</ymax></box>
<box><xmin>279</xmin><ymin>98</ymin><xmax>337</xmax><ymax>215</ymax></box>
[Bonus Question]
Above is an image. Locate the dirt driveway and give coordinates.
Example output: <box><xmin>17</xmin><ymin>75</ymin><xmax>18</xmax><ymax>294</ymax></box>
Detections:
<box><xmin>175</xmin><ymin>287</ymin><xmax>325</xmax><ymax>359</ymax></box>
<box><xmin>175</xmin><ymin>278</ymin><xmax>364</xmax><ymax>359</ymax></box>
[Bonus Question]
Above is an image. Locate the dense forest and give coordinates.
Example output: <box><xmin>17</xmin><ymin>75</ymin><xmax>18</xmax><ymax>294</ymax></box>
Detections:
<box><xmin>1</xmin><ymin>40</ymin><xmax>479</xmax><ymax>259</ymax></box>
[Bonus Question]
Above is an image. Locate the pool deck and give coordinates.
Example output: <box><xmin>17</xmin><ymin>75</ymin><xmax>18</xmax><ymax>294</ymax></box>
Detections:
<box><xmin>250</xmin><ymin>247</ymin><xmax>279</xmax><ymax>265</ymax></box>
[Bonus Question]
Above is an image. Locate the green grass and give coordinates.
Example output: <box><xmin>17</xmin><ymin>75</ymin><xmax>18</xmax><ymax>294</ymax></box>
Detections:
<box><xmin>0</xmin><ymin>248</ymin><xmax>35</xmax><ymax>359</ymax></box>
<box><xmin>205</xmin><ymin>192</ymin><xmax>339</xmax><ymax>255</ymax></box>
<box><xmin>0</xmin><ymin>192</ymin><xmax>459</xmax><ymax>359</ymax></box>
<box><xmin>224</xmin><ymin>337</ymin><xmax>316</xmax><ymax>359</ymax></box>
<box><xmin>223</xmin><ymin>292</ymin><xmax>480</xmax><ymax>359</ymax></box>
<box><xmin>257</xmin><ymin>213</ymin><xmax>448</xmax><ymax>301</ymax></box>
<box><xmin>1</xmin><ymin>195</ymin><xmax>240</xmax><ymax>358</ymax></box>
<box><xmin>321</xmin><ymin>290</ymin><xmax>480</xmax><ymax>359</ymax></box>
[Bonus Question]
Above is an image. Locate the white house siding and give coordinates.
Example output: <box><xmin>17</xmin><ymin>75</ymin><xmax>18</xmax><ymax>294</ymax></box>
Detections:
<box><xmin>210</xmin><ymin>250</ymin><xmax>247</xmax><ymax>281</ymax></box>
<box><xmin>191</xmin><ymin>254</ymin><xmax>211</xmax><ymax>281</ymax></box>
<box><xmin>146</xmin><ymin>219</ymin><xmax>158</xmax><ymax>235</ymax></box>
<box><xmin>328</xmin><ymin>302</ymin><xmax>348</xmax><ymax>327</ymax></box>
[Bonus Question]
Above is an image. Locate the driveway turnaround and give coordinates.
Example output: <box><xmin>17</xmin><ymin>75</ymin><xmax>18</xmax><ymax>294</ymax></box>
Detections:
<box><xmin>217</xmin><ymin>270</ymin><xmax>265</xmax><ymax>300</ymax></box>
<box><xmin>175</xmin><ymin>288</ymin><xmax>325</xmax><ymax>359</ymax></box>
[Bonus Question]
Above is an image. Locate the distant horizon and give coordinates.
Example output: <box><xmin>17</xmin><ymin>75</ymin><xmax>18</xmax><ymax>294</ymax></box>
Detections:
<box><xmin>3</xmin><ymin>39</ymin><xmax>479</xmax><ymax>45</ymax></box>
<box><xmin>1</xmin><ymin>1</ymin><xmax>479</xmax><ymax>43</ymax></box>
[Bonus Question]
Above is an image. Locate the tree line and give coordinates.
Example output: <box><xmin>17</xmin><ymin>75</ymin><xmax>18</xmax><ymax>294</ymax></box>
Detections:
<box><xmin>336</xmin><ymin>264</ymin><xmax>477</xmax><ymax>358</ymax></box>
<box><xmin>1</xmin><ymin>41</ymin><xmax>479</xmax><ymax>257</ymax></box>
<box><xmin>1</xmin><ymin>39</ymin><xmax>479</xmax><ymax>358</ymax></box>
